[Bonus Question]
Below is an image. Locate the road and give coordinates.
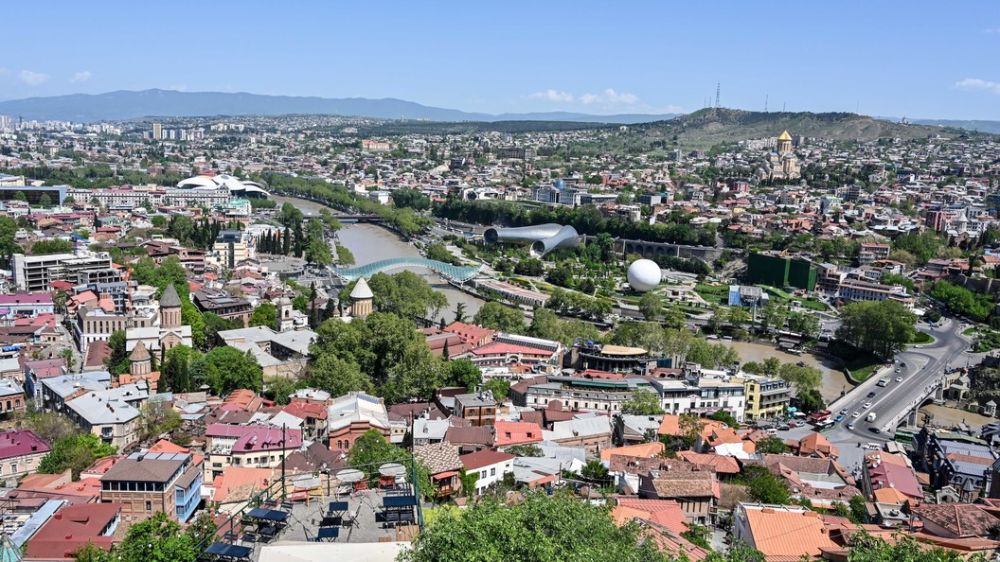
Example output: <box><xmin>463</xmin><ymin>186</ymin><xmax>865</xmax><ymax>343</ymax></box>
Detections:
<box><xmin>776</xmin><ymin>317</ymin><xmax>972</xmax><ymax>472</ymax></box>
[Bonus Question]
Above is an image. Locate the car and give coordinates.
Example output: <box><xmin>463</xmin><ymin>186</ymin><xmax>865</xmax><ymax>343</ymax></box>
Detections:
<box><xmin>846</xmin><ymin>423</ymin><xmax>855</xmax><ymax>430</ymax></box>
<box><xmin>779</xmin><ymin>424</ymin><xmax>791</xmax><ymax>431</ymax></box>
<box><xmin>867</xmin><ymin>392</ymin><xmax>877</xmax><ymax>398</ymax></box>
<box><xmin>852</xmin><ymin>411</ymin><xmax>861</xmax><ymax>418</ymax></box>
<box><xmin>863</xmin><ymin>402</ymin><xmax>873</xmax><ymax>409</ymax></box>
<box><xmin>869</xmin><ymin>427</ymin><xmax>882</xmax><ymax>434</ymax></box>
<box><xmin>895</xmin><ymin>376</ymin><xmax>902</xmax><ymax>382</ymax></box>
<box><xmin>834</xmin><ymin>415</ymin><xmax>845</xmax><ymax>423</ymax></box>
<box><xmin>788</xmin><ymin>421</ymin><xmax>802</xmax><ymax>428</ymax></box>
<box><xmin>839</xmin><ymin>408</ymin><xmax>848</xmax><ymax>415</ymax></box>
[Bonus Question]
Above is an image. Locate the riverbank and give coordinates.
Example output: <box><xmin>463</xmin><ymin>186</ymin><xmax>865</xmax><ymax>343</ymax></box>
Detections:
<box><xmin>718</xmin><ymin>340</ymin><xmax>852</xmax><ymax>403</ymax></box>
<box><xmin>275</xmin><ymin>195</ymin><xmax>487</xmax><ymax>318</ymax></box>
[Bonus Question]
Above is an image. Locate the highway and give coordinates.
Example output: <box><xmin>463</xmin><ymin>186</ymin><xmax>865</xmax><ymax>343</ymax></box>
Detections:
<box><xmin>777</xmin><ymin>317</ymin><xmax>972</xmax><ymax>471</ymax></box>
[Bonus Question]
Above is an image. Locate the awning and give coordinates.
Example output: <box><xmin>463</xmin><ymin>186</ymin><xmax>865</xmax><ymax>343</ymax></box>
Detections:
<box><xmin>432</xmin><ymin>470</ymin><xmax>459</xmax><ymax>480</ymax></box>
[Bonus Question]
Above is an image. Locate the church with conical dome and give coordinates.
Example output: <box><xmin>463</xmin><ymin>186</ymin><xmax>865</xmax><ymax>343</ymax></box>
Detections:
<box><xmin>125</xmin><ymin>282</ymin><xmax>194</xmax><ymax>357</ymax></box>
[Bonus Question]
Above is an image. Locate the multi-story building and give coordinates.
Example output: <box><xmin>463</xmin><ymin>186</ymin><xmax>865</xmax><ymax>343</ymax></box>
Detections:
<box><xmin>649</xmin><ymin>365</ymin><xmax>747</xmax><ymax>422</ymax></box>
<box><xmin>193</xmin><ymin>290</ymin><xmax>252</xmax><ymax>327</ymax></box>
<box><xmin>0</xmin><ymin>292</ymin><xmax>54</xmax><ymax>320</ymax></box>
<box><xmin>12</xmin><ymin>252</ymin><xmax>112</xmax><ymax>291</ymax></box>
<box><xmin>0</xmin><ymin>378</ymin><xmax>25</xmax><ymax>417</ymax></box>
<box><xmin>459</xmin><ymin>450</ymin><xmax>515</xmax><ymax>495</ymax></box>
<box><xmin>452</xmin><ymin>392</ymin><xmax>497</xmax><ymax>427</ymax></box>
<box><xmin>204</xmin><ymin>424</ymin><xmax>303</xmax><ymax>480</ymax></box>
<box><xmin>100</xmin><ymin>451</ymin><xmax>203</xmax><ymax>523</ymax></box>
<box><xmin>838</xmin><ymin>278</ymin><xmax>911</xmax><ymax>304</ymax></box>
<box><xmin>0</xmin><ymin>429</ymin><xmax>50</xmax><ymax>478</ymax></box>
<box><xmin>213</xmin><ymin>230</ymin><xmax>252</xmax><ymax>268</ymax></box>
<box><xmin>521</xmin><ymin>372</ymin><xmax>656</xmax><ymax>413</ymax></box>
<box><xmin>739</xmin><ymin>375</ymin><xmax>791</xmax><ymax>420</ymax></box>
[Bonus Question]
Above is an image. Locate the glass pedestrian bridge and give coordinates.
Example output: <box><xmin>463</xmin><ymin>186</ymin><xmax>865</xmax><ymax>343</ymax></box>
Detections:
<box><xmin>331</xmin><ymin>257</ymin><xmax>483</xmax><ymax>282</ymax></box>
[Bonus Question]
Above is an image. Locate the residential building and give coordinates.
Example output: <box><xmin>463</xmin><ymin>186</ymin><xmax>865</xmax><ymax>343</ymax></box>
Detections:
<box><xmin>452</xmin><ymin>392</ymin><xmax>497</xmax><ymax>427</ymax></box>
<box><xmin>0</xmin><ymin>292</ymin><xmax>54</xmax><ymax>319</ymax></box>
<box><xmin>0</xmin><ymin>378</ymin><xmax>25</xmax><ymax>416</ymax></box>
<box><xmin>521</xmin><ymin>371</ymin><xmax>656</xmax><ymax>413</ymax></box>
<box><xmin>12</xmin><ymin>252</ymin><xmax>113</xmax><ymax>291</ymax></box>
<box><xmin>0</xmin><ymin>429</ymin><xmax>50</xmax><ymax>478</ymax></box>
<box><xmin>637</xmin><ymin>468</ymin><xmax>718</xmax><ymax>524</ymax></box>
<box><xmin>24</xmin><ymin>503</ymin><xmax>121</xmax><ymax>561</ymax></box>
<box><xmin>459</xmin><ymin>449</ymin><xmax>514</xmax><ymax>495</ymax></box>
<box><xmin>193</xmin><ymin>290</ymin><xmax>252</xmax><ymax>327</ymax></box>
<box><xmin>732</xmin><ymin>503</ymin><xmax>838</xmax><ymax>561</ymax></box>
<box><xmin>739</xmin><ymin>375</ymin><xmax>791</xmax><ymax>420</ymax></box>
<box><xmin>915</xmin><ymin>428</ymin><xmax>996</xmax><ymax>495</ymax></box>
<box><xmin>203</xmin><ymin>424</ymin><xmax>302</xmax><ymax>480</ymax></box>
<box><xmin>100</xmin><ymin>450</ymin><xmax>203</xmax><ymax>523</ymax></box>
<box><xmin>544</xmin><ymin>416</ymin><xmax>613</xmax><ymax>457</ymax></box>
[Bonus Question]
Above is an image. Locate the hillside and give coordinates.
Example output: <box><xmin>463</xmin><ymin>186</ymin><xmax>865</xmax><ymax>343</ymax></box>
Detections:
<box><xmin>632</xmin><ymin>108</ymin><xmax>981</xmax><ymax>150</ymax></box>
<box><xmin>0</xmin><ymin>89</ymin><xmax>677</xmax><ymax>124</ymax></box>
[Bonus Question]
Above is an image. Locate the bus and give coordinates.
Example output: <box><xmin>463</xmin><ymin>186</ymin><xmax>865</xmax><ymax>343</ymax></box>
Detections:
<box><xmin>814</xmin><ymin>419</ymin><xmax>836</xmax><ymax>431</ymax></box>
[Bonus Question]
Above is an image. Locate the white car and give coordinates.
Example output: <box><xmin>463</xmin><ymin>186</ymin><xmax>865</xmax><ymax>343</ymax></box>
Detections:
<box><xmin>894</xmin><ymin>376</ymin><xmax>903</xmax><ymax>382</ymax></box>
<box><xmin>852</xmin><ymin>411</ymin><xmax>861</xmax><ymax>418</ymax></box>
<box><xmin>863</xmin><ymin>402</ymin><xmax>873</xmax><ymax>409</ymax></box>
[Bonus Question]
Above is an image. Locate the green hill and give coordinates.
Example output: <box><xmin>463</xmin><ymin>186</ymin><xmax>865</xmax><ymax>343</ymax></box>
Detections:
<box><xmin>632</xmin><ymin>108</ymin><xmax>984</xmax><ymax>150</ymax></box>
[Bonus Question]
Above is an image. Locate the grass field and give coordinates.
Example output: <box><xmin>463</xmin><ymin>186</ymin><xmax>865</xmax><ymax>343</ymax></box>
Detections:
<box><xmin>827</xmin><ymin>340</ymin><xmax>882</xmax><ymax>382</ymax></box>
<box><xmin>695</xmin><ymin>283</ymin><xmax>729</xmax><ymax>305</ymax></box>
<box><xmin>910</xmin><ymin>332</ymin><xmax>934</xmax><ymax>345</ymax></box>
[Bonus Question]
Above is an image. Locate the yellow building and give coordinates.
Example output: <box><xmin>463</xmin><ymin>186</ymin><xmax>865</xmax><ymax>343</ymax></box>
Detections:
<box><xmin>760</xmin><ymin>130</ymin><xmax>801</xmax><ymax>182</ymax></box>
<box><xmin>740</xmin><ymin>375</ymin><xmax>791</xmax><ymax>420</ymax></box>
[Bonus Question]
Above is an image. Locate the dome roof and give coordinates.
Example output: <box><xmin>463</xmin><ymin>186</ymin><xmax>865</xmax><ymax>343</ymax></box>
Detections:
<box><xmin>350</xmin><ymin>277</ymin><xmax>374</xmax><ymax>300</ymax></box>
<box><xmin>777</xmin><ymin>130</ymin><xmax>792</xmax><ymax>141</ymax></box>
<box><xmin>160</xmin><ymin>283</ymin><xmax>182</xmax><ymax>308</ymax></box>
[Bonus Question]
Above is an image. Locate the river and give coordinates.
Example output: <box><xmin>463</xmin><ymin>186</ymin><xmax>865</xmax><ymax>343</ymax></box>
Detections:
<box><xmin>719</xmin><ymin>340</ymin><xmax>852</xmax><ymax>403</ymax></box>
<box><xmin>273</xmin><ymin>195</ymin><xmax>485</xmax><ymax>319</ymax></box>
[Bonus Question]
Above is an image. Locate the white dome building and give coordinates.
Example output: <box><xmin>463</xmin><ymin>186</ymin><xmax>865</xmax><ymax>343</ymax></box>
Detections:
<box><xmin>176</xmin><ymin>173</ymin><xmax>270</xmax><ymax>198</ymax></box>
<box><xmin>627</xmin><ymin>259</ymin><xmax>662</xmax><ymax>292</ymax></box>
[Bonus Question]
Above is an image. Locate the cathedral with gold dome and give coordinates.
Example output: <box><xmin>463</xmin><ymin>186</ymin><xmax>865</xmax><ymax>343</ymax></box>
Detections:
<box><xmin>759</xmin><ymin>130</ymin><xmax>801</xmax><ymax>182</ymax></box>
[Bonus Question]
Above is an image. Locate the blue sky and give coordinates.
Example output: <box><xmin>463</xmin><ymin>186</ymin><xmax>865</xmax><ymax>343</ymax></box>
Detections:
<box><xmin>3</xmin><ymin>1</ymin><xmax>1000</xmax><ymax>119</ymax></box>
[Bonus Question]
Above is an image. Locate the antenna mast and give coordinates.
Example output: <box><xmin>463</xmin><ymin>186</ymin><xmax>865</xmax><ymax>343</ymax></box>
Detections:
<box><xmin>715</xmin><ymin>83</ymin><xmax>720</xmax><ymax>108</ymax></box>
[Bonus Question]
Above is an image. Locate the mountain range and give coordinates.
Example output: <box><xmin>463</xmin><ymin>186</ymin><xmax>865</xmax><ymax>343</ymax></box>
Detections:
<box><xmin>0</xmin><ymin>89</ymin><xmax>675</xmax><ymax>124</ymax></box>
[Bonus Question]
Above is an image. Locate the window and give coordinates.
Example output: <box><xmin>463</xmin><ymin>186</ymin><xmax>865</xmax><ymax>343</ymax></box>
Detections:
<box><xmin>490</xmin><ymin>468</ymin><xmax>496</xmax><ymax>476</ymax></box>
<box><xmin>480</xmin><ymin>470</ymin><xmax>487</xmax><ymax>479</ymax></box>
<box><xmin>145</xmin><ymin>500</ymin><xmax>152</xmax><ymax>511</ymax></box>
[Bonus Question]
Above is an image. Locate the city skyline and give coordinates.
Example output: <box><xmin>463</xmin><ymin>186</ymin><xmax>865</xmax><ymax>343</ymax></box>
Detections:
<box><xmin>3</xmin><ymin>1</ymin><xmax>1000</xmax><ymax>120</ymax></box>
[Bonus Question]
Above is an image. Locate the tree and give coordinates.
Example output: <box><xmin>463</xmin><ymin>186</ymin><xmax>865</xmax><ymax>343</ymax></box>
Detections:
<box><xmin>638</xmin><ymin>292</ymin><xmax>662</xmax><ymax>320</ymax></box>
<box><xmin>848</xmin><ymin>494</ymin><xmax>868</xmax><ymax>524</ymax></box>
<box><xmin>250</xmin><ymin>302</ymin><xmax>278</xmax><ymax>329</ymax></box>
<box><xmin>513</xmin><ymin>258</ymin><xmax>544</xmax><ymax>276</ymax></box>
<box><xmin>458</xmin><ymin>468</ymin><xmax>479</xmax><ymax>498</ymax></box>
<box><xmin>365</xmin><ymin>271</ymin><xmax>447</xmax><ymax>319</ymax></box>
<box><xmin>79</xmin><ymin>511</ymin><xmax>209</xmax><ymax>562</ymax></box>
<box><xmin>38</xmin><ymin>193</ymin><xmax>52</xmax><ymax>208</ymax></box>
<box><xmin>778</xmin><ymin>363</ymin><xmax>822</xmax><ymax>394</ymax></box>
<box><xmin>402</xmin><ymin>492</ymin><xmax>668</xmax><ymax>562</ymax></box>
<box><xmin>25</xmin><ymin>411</ymin><xmax>77</xmax><ymax>444</ymax></box>
<box><xmin>483</xmin><ymin>379</ymin><xmax>510</xmax><ymax>401</ymax></box>
<box><xmin>446</xmin><ymin>358</ymin><xmax>481</xmax><ymax>390</ymax></box>
<box><xmin>264</xmin><ymin>376</ymin><xmax>298</xmax><ymax>405</ymax></box>
<box><xmin>304</xmin><ymin>354</ymin><xmax>372</xmax><ymax>396</ymax></box>
<box><xmin>161</xmin><ymin>345</ymin><xmax>198</xmax><ymax>393</ymax></box>
<box><xmin>139</xmin><ymin>400</ymin><xmax>182</xmax><ymax>441</ymax></box>
<box><xmin>105</xmin><ymin>329</ymin><xmax>130</xmax><ymax>375</ymax></box>
<box><xmin>348</xmin><ymin>430</ymin><xmax>409</xmax><ymax>481</ymax></box>
<box><xmin>30</xmin><ymin>239</ymin><xmax>74</xmax><ymax>255</ymax></box>
<box><xmin>504</xmin><ymin>444</ymin><xmax>543</xmax><ymax>457</ymax></box>
<box><xmin>453</xmin><ymin>302</ymin><xmax>467</xmax><ymax>323</ymax></box>
<box><xmin>708</xmin><ymin>409</ymin><xmax>739</xmax><ymax>428</ymax></box>
<box><xmin>474</xmin><ymin>302</ymin><xmax>525</xmax><ymax>332</ymax></box>
<box><xmin>195</xmin><ymin>346</ymin><xmax>263</xmax><ymax>394</ymax></box>
<box><xmin>38</xmin><ymin>433</ymin><xmax>117</xmax><ymax>479</ymax></box>
<box><xmin>742</xmin><ymin>465</ymin><xmax>790</xmax><ymax>504</ymax></box>
<box><xmin>787</xmin><ymin>311</ymin><xmax>820</xmax><ymax>339</ymax></box>
<box><xmin>755</xmin><ymin>435</ymin><xmax>789</xmax><ymax>454</ymax></box>
<box><xmin>759</xmin><ymin>304</ymin><xmax>787</xmax><ymax>333</ymax></box>
<box><xmin>836</xmin><ymin>300</ymin><xmax>916</xmax><ymax>358</ymax></box>
<box><xmin>681</xmin><ymin>524</ymin><xmax>711</xmax><ymax>549</ymax></box>
<box><xmin>621</xmin><ymin>388</ymin><xmax>664</xmax><ymax>415</ymax></box>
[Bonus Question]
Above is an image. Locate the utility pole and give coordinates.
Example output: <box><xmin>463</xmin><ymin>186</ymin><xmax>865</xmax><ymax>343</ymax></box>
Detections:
<box><xmin>715</xmin><ymin>82</ymin><xmax>721</xmax><ymax>108</ymax></box>
<box><xmin>280</xmin><ymin>423</ymin><xmax>287</xmax><ymax>502</ymax></box>
<box><xmin>764</xmin><ymin>94</ymin><xmax>768</xmax><ymax>113</ymax></box>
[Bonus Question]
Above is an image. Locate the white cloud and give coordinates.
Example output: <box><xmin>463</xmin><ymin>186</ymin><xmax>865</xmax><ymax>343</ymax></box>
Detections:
<box><xmin>18</xmin><ymin>70</ymin><xmax>49</xmax><ymax>86</ymax></box>
<box><xmin>528</xmin><ymin>89</ymin><xmax>574</xmax><ymax>103</ymax></box>
<box><xmin>579</xmin><ymin>88</ymin><xmax>641</xmax><ymax>106</ymax></box>
<box><xmin>955</xmin><ymin>77</ymin><xmax>1000</xmax><ymax>95</ymax></box>
<box><xmin>70</xmin><ymin>70</ymin><xmax>92</xmax><ymax>83</ymax></box>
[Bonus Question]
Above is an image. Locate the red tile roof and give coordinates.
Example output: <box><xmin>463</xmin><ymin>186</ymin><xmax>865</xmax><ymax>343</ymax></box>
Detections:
<box><xmin>494</xmin><ymin>421</ymin><xmax>543</xmax><ymax>447</ymax></box>
<box><xmin>460</xmin><ymin>449</ymin><xmax>514</xmax><ymax>471</ymax></box>
<box><xmin>25</xmin><ymin>503</ymin><xmax>121</xmax><ymax>560</ymax></box>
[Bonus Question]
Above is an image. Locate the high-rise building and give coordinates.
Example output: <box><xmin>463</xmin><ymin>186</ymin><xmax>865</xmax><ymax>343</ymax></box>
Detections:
<box><xmin>151</xmin><ymin>122</ymin><xmax>162</xmax><ymax>140</ymax></box>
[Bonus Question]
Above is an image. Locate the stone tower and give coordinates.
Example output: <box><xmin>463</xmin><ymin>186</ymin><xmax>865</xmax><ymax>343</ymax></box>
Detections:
<box><xmin>277</xmin><ymin>296</ymin><xmax>294</xmax><ymax>332</ymax></box>
<box><xmin>129</xmin><ymin>340</ymin><xmax>152</xmax><ymax>377</ymax></box>
<box><xmin>159</xmin><ymin>283</ymin><xmax>183</xmax><ymax>329</ymax></box>
<box><xmin>350</xmin><ymin>277</ymin><xmax>374</xmax><ymax>319</ymax></box>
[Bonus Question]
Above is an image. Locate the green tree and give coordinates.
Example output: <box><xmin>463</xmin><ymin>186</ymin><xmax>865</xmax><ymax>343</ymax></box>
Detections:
<box><xmin>138</xmin><ymin>400</ymin><xmax>182</xmax><ymax>441</ymax></box>
<box><xmin>458</xmin><ymin>468</ymin><xmax>479</xmax><ymax>498</ymax></box>
<box><xmin>30</xmin><ymin>239</ymin><xmax>74</xmax><ymax>255</ymax></box>
<box><xmin>474</xmin><ymin>302</ymin><xmax>525</xmax><ymax>332</ymax></box>
<box><xmin>305</xmin><ymin>354</ymin><xmax>372</xmax><ymax>396</ymax></box>
<box><xmin>38</xmin><ymin>193</ymin><xmax>52</xmax><ymax>208</ymax></box>
<box><xmin>638</xmin><ymin>292</ymin><xmax>662</xmax><ymax>320</ymax></box>
<box><xmin>787</xmin><ymin>311</ymin><xmax>820</xmax><ymax>339</ymax></box>
<box><xmin>250</xmin><ymin>302</ymin><xmax>278</xmax><ymax>328</ymax></box>
<box><xmin>195</xmin><ymin>346</ymin><xmax>263</xmax><ymax>394</ymax></box>
<box><xmin>348</xmin><ymin>430</ymin><xmax>408</xmax><ymax>481</ymax></box>
<box><xmin>742</xmin><ymin>465</ymin><xmax>790</xmax><ymax>504</ymax></box>
<box><xmin>363</xmin><ymin>271</ymin><xmax>447</xmax><ymax>319</ymax></box>
<box><xmin>483</xmin><ymin>378</ymin><xmax>510</xmax><ymax>401</ymax></box>
<box><xmin>453</xmin><ymin>302</ymin><xmax>467</xmax><ymax>323</ymax></box>
<box><xmin>38</xmin><ymin>433</ymin><xmax>117</xmax><ymax>479</ymax></box>
<box><xmin>755</xmin><ymin>435</ymin><xmax>789</xmax><ymax>454</ymax></box>
<box><xmin>161</xmin><ymin>344</ymin><xmax>198</xmax><ymax>393</ymax></box>
<box><xmin>621</xmin><ymin>388</ymin><xmax>664</xmax><ymax>415</ymax></box>
<box><xmin>708</xmin><ymin>409</ymin><xmax>739</xmax><ymax>428</ymax></box>
<box><xmin>503</xmin><ymin>444</ymin><xmax>543</xmax><ymax>457</ymax></box>
<box><xmin>79</xmin><ymin>511</ymin><xmax>208</xmax><ymax>562</ymax></box>
<box><xmin>105</xmin><ymin>329</ymin><xmax>130</xmax><ymax>375</ymax></box>
<box><xmin>403</xmin><ymin>492</ymin><xmax>668</xmax><ymax>562</ymax></box>
<box><xmin>681</xmin><ymin>523</ymin><xmax>711</xmax><ymax>549</ymax></box>
<box><xmin>446</xmin><ymin>358</ymin><xmax>481</xmax><ymax>390</ymax></box>
<box><xmin>836</xmin><ymin>300</ymin><xmax>916</xmax><ymax>358</ymax></box>
<box><xmin>848</xmin><ymin>494</ymin><xmax>868</xmax><ymax>524</ymax></box>
<box><xmin>264</xmin><ymin>376</ymin><xmax>299</xmax><ymax>405</ymax></box>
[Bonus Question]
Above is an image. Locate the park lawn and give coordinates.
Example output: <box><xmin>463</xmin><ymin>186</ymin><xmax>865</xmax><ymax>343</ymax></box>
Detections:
<box><xmin>910</xmin><ymin>332</ymin><xmax>934</xmax><ymax>345</ymax></box>
<box><xmin>828</xmin><ymin>340</ymin><xmax>882</xmax><ymax>382</ymax></box>
<box><xmin>850</xmin><ymin>364</ymin><xmax>878</xmax><ymax>381</ymax></box>
<box><xmin>695</xmin><ymin>283</ymin><xmax>729</xmax><ymax>305</ymax></box>
<box><xmin>963</xmin><ymin>326</ymin><xmax>979</xmax><ymax>336</ymax></box>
